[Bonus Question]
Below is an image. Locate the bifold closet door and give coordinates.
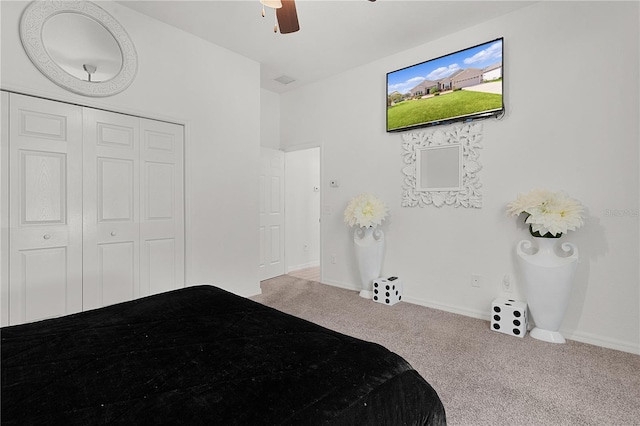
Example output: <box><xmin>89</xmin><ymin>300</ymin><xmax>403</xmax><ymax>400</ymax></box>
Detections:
<box><xmin>4</xmin><ymin>93</ymin><xmax>185</xmax><ymax>321</ymax></box>
<box><xmin>8</xmin><ymin>94</ymin><xmax>83</xmax><ymax>324</ymax></box>
<box><xmin>83</xmin><ymin>109</ymin><xmax>140</xmax><ymax>310</ymax></box>
<box><xmin>140</xmin><ymin>118</ymin><xmax>184</xmax><ymax>296</ymax></box>
<box><xmin>83</xmin><ymin>109</ymin><xmax>184</xmax><ymax>310</ymax></box>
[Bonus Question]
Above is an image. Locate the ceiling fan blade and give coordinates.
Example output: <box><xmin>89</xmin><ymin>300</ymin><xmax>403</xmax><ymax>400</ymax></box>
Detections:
<box><xmin>276</xmin><ymin>0</ymin><xmax>300</xmax><ymax>34</ymax></box>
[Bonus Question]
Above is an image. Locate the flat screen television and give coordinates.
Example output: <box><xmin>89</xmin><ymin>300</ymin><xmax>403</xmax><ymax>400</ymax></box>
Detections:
<box><xmin>386</xmin><ymin>38</ymin><xmax>504</xmax><ymax>132</ymax></box>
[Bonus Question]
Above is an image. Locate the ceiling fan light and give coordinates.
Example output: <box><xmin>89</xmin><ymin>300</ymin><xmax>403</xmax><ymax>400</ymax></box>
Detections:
<box><xmin>261</xmin><ymin>0</ymin><xmax>282</xmax><ymax>9</ymax></box>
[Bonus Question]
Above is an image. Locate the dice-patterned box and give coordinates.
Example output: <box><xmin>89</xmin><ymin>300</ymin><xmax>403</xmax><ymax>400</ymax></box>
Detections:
<box><xmin>490</xmin><ymin>298</ymin><xmax>528</xmax><ymax>338</ymax></box>
<box><xmin>373</xmin><ymin>277</ymin><xmax>402</xmax><ymax>306</ymax></box>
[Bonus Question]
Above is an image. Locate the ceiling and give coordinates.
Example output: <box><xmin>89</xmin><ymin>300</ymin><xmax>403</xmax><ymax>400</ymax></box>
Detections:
<box><xmin>119</xmin><ymin>0</ymin><xmax>534</xmax><ymax>94</ymax></box>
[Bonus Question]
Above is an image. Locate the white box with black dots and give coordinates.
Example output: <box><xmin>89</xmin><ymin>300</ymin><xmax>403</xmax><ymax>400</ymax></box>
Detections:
<box><xmin>372</xmin><ymin>277</ymin><xmax>402</xmax><ymax>306</ymax></box>
<box><xmin>490</xmin><ymin>298</ymin><xmax>528</xmax><ymax>338</ymax></box>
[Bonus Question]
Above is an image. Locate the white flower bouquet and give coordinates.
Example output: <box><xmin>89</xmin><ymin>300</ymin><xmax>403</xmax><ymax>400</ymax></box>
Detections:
<box><xmin>344</xmin><ymin>193</ymin><xmax>388</xmax><ymax>228</ymax></box>
<box><xmin>507</xmin><ymin>189</ymin><xmax>584</xmax><ymax>237</ymax></box>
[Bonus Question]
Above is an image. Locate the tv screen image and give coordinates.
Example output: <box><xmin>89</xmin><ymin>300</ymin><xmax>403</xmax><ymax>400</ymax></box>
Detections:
<box><xmin>387</xmin><ymin>38</ymin><xmax>503</xmax><ymax>132</ymax></box>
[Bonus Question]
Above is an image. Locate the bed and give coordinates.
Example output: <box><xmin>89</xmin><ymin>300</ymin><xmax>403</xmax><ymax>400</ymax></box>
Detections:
<box><xmin>1</xmin><ymin>285</ymin><xmax>446</xmax><ymax>425</ymax></box>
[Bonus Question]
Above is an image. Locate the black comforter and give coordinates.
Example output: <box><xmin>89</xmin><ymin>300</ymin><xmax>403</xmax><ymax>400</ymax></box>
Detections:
<box><xmin>1</xmin><ymin>285</ymin><xmax>445</xmax><ymax>425</ymax></box>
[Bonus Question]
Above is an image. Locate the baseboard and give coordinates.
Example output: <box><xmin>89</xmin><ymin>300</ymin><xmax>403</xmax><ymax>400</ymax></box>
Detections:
<box><xmin>287</xmin><ymin>261</ymin><xmax>320</xmax><ymax>273</ymax></box>
<box><xmin>402</xmin><ymin>295</ymin><xmax>490</xmax><ymax>321</ymax></box>
<box><xmin>323</xmin><ymin>280</ymin><xmax>493</xmax><ymax>320</ymax></box>
<box><xmin>322</xmin><ymin>279</ymin><xmax>640</xmax><ymax>355</ymax></box>
<box><xmin>322</xmin><ymin>278</ymin><xmax>361</xmax><ymax>292</ymax></box>
<box><xmin>562</xmin><ymin>330</ymin><xmax>640</xmax><ymax>355</ymax></box>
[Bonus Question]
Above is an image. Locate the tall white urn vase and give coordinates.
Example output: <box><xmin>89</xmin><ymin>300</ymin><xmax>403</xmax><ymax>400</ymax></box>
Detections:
<box><xmin>354</xmin><ymin>227</ymin><xmax>385</xmax><ymax>299</ymax></box>
<box><xmin>517</xmin><ymin>237</ymin><xmax>579</xmax><ymax>343</ymax></box>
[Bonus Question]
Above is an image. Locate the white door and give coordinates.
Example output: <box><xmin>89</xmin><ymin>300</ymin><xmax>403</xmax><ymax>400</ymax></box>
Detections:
<box><xmin>8</xmin><ymin>93</ymin><xmax>83</xmax><ymax>324</ymax></box>
<box><xmin>83</xmin><ymin>110</ymin><xmax>185</xmax><ymax>309</ymax></box>
<box><xmin>139</xmin><ymin>118</ymin><xmax>184</xmax><ymax>296</ymax></box>
<box><xmin>259</xmin><ymin>148</ymin><xmax>285</xmax><ymax>280</ymax></box>
<box><xmin>3</xmin><ymin>94</ymin><xmax>185</xmax><ymax>322</ymax></box>
<box><xmin>82</xmin><ymin>108</ymin><xmax>141</xmax><ymax>310</ymax></box>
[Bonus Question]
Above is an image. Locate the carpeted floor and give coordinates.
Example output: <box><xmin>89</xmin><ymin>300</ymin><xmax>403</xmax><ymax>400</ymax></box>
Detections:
<box><xmin>251</xmin><ymin>275</ymin><xmax>640</xmax><ymax>426</ymax></box>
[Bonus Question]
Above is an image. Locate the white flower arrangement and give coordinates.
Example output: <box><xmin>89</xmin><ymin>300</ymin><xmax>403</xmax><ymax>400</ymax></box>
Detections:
<box><xmin>507</xmin><ymin>189</ymin><xmax>584</xmax><ymax>237</ymax></box>
<box><xmin>344</xmin><ymin>193</ymin><xmax>388</xmax><ymax>228</ymax></box>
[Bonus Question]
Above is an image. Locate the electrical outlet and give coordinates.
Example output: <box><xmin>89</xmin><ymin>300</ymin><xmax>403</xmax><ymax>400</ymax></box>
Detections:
<box><xmin>331</xmin><ymin>254</ymin><xmax>337</xmax><ymax>264</ymax></box>
<box><xmin>471</xmin><ymin>274</ymin><xmax>481</xmax><ymax>288</ymax></box>
<box><xmin>502</xmin><ymin>274</ymin><xmax>512</xmax><ymax>292</ymax></box>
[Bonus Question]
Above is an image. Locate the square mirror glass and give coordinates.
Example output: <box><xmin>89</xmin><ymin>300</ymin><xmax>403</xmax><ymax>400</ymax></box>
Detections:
<box><xmin>416</xmin><ymin>145</ymin><xmax>462</xmax><ymax>191</ymax></box>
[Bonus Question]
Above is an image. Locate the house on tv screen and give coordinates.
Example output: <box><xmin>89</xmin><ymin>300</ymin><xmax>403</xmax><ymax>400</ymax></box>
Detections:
<box><xmin>409</xmin><ymin>62</ymin><xmax>502</xmax><ymax>98</ymax></box>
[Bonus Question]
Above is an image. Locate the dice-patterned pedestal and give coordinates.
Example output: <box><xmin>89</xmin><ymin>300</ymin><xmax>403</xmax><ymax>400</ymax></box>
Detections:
<box><xmin>491</xmin><ymin>298</ymin><xmax>528</xmax><ymax>338</ymax></box>
<box><xmin>372</xmin><ymin>277</ymin><xmax>402</xmax><ymax>306</ymax></box>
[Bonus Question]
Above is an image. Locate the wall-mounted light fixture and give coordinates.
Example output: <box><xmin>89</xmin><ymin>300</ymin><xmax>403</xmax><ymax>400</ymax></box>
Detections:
<box><xmin>83</xmin><ymin>64</ymin><xmax>97</xmax><ymax>82</ymax></box>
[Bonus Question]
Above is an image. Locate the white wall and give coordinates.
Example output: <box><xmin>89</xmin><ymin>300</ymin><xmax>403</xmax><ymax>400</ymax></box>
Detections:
<box><xmin>285</xmin><ymin>148</ymin><xmax>321</xmax><ymax>272</ymax></box>
<box><xmin>281</xmin><ymin>1</ymin><xmax>640</xmax><ymax>354</ymax></box>
<box><xmin>261</xmin><ymin>88</ymin><xmax>281</xmax><ymax>149</ymax></box>
<box><xmin>1</xmin><ymin>0</ymin><xmax>262</xmax><ymax>297</ymax></box>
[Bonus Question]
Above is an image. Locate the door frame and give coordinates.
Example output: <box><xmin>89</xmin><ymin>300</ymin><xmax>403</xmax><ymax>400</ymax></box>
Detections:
<box><xmin>283</xmin><ymin>143</ymin><xmax>323</xmax><ymax>284</ymax></box>
<box><xmin>1</xmin><ymin>91</ymin><xmax>9</xmax><ymax>326</ymax></box>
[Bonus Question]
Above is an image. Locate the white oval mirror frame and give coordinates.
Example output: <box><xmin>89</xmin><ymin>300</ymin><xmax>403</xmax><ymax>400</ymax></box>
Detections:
<box><xmin>20</xmin><ymin>0</ymin><xmax>138</xmax><ymax>97</ymax></box>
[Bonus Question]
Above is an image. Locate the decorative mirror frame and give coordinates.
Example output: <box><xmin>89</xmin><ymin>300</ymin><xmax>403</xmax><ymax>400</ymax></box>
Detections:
<box><xmin>401</xmin><ymin>122</ymin><xmax>483</xmax><ymax>208</ymax></box>
<box><xmin>20</xmin><ymin>0</ymin><xmax>138</xmax><ymax>97</ymax></box>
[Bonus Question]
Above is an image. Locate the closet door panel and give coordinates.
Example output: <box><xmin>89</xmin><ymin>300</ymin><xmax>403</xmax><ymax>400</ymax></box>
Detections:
<box><xmin>97</xmin><ymin>241</ymin><xmax>136</xmax><ymax>306</ymax></box>
<box><xmin>83</xmin><ymin>108</ymin><xmax>140</xmax><ymax>311</ymax></box>
<box><xmin>140</xmin><ymin>119</ymin><xmax>184</xmax><ymax>296</ymax></box>
<box><xmin>146</xmin><ymin>162</ymin><xmax>174</xmax><ymax>220</ymax></box>
<box><xmin>19</xmin><ymin>247</ymin><xmax>68</xmax><ymax>322</ymax></box>
<box><xmin>97</xmin><ymin>157</ymin><xmax>134</xmax><ymax>222</ymax></box>
<box><xmin>144</xmin><ymin>238</ymin><xmax>176</xmax><ymax>294</ymax></box>
<box><xmin>20</xmin><ymin>151</ymin><xmax>66</xmax><ymax>224</ymax></box>
<box><xmin>8</xmin><ymin>94</ymin><xmax>83</xmax><ymax>325</ymax></box>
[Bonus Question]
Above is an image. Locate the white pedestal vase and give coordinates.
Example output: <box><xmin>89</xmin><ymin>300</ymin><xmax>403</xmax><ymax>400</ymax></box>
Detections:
<box><xmin>517</xmin><ymin>237</ymin><xmax>579</xmax><ymax>343</ymax></box>
<box><xmin>354</xmin><ymin>227</ymin><xmax>385</xmax><ymax>299</ymax></box>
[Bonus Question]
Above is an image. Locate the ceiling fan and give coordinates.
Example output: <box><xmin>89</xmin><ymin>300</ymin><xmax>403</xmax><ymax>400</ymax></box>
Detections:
<box><xmin>262</xmin><ymin>0</ymin><xmax>376</xmax><ymax>34</ymax></box>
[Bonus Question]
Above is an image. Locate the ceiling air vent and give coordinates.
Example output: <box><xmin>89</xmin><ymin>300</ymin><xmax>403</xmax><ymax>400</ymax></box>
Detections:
<box><xmin>274</xmin><ymin>75</ymin><xmax>296</xmax><ymax>85</ymax></box>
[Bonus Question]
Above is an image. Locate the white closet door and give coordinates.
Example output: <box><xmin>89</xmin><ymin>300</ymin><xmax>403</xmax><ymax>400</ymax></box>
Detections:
<box><xmin>82</xmin><ymin>108</ymin><xmax>140</xmax><ymax>310</ymax></box>
<box><xmin>259</xmin><ymin>147</ymin><xmax>285</xmax><ymax>280</ymax></box>
<box><xmin>8</xmin><ymin>93</ymin><xmax>83</xmax><ymax>324</ymax></box>
<box><xmin>139</xmin><ymin>118</ymin><xmax>184</xmax><ymax>296</ymax></box>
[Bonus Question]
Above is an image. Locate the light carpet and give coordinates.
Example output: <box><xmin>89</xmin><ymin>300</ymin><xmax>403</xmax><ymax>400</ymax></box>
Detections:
<box><xmin>251</xmin><ymin>275</ymin><xmax>640</xmax><ymax>426</ymax></box>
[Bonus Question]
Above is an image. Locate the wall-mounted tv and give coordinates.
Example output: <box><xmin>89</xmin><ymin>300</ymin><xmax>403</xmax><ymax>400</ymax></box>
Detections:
<box><xmin>386</xmin><ymin>38</ymin><xmax>504</xmax><ymax>132</ymax></box>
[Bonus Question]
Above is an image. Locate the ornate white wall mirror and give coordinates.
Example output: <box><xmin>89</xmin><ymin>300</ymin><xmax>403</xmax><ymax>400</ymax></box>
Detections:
<box><xmin>401</xmin><ymin>123</ymin><xmax>483</xmax><ymax>208</ymax></box>
<box><xmin>20</xmin><ymin>0</ymin><xmax>138</xmax><ymax>97</ymax></box>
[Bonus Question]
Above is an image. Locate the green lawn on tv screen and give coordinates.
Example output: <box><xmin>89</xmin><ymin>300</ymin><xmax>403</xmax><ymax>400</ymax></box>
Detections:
<box><xmin>387</xmin><ymin>91</ymin><xmax>502</xmax><ymax>131</ymax></box>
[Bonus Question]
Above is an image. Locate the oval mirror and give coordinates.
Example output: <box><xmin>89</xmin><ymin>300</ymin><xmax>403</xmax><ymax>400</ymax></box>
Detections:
<box><xmin>42</xmin><ymin>13</ymin><xmax>123</xmax><ymax>83</ymax></box>
<box><xmin>20</xmin><ymin>1</ymin><xmax>138</xmax><ymax>97</ymax></box>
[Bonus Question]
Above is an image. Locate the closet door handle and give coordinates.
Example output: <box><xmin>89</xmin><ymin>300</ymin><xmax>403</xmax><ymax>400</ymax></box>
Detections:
<box><xmin>43</xmin><ymin>234</ymin><xmax>51</xmax><ymax>240</ymax></box>
<box><xmin>110</xmin><ymin>231</ymin><xmax>117</xmax><ymax>236</ymax></box>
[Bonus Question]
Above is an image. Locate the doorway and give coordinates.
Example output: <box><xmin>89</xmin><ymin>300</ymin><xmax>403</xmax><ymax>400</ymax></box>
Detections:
<box><xmin>285</xmin><ymin>147</ymin><xmax>321</xmax><ymax>282</ymax></box>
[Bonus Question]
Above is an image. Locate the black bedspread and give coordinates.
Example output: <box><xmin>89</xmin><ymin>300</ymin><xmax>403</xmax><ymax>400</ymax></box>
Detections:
<box><xmin>1</xmin><ymin>285</ymin><xmax>445</xmax><ymax>425</ymax></box>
